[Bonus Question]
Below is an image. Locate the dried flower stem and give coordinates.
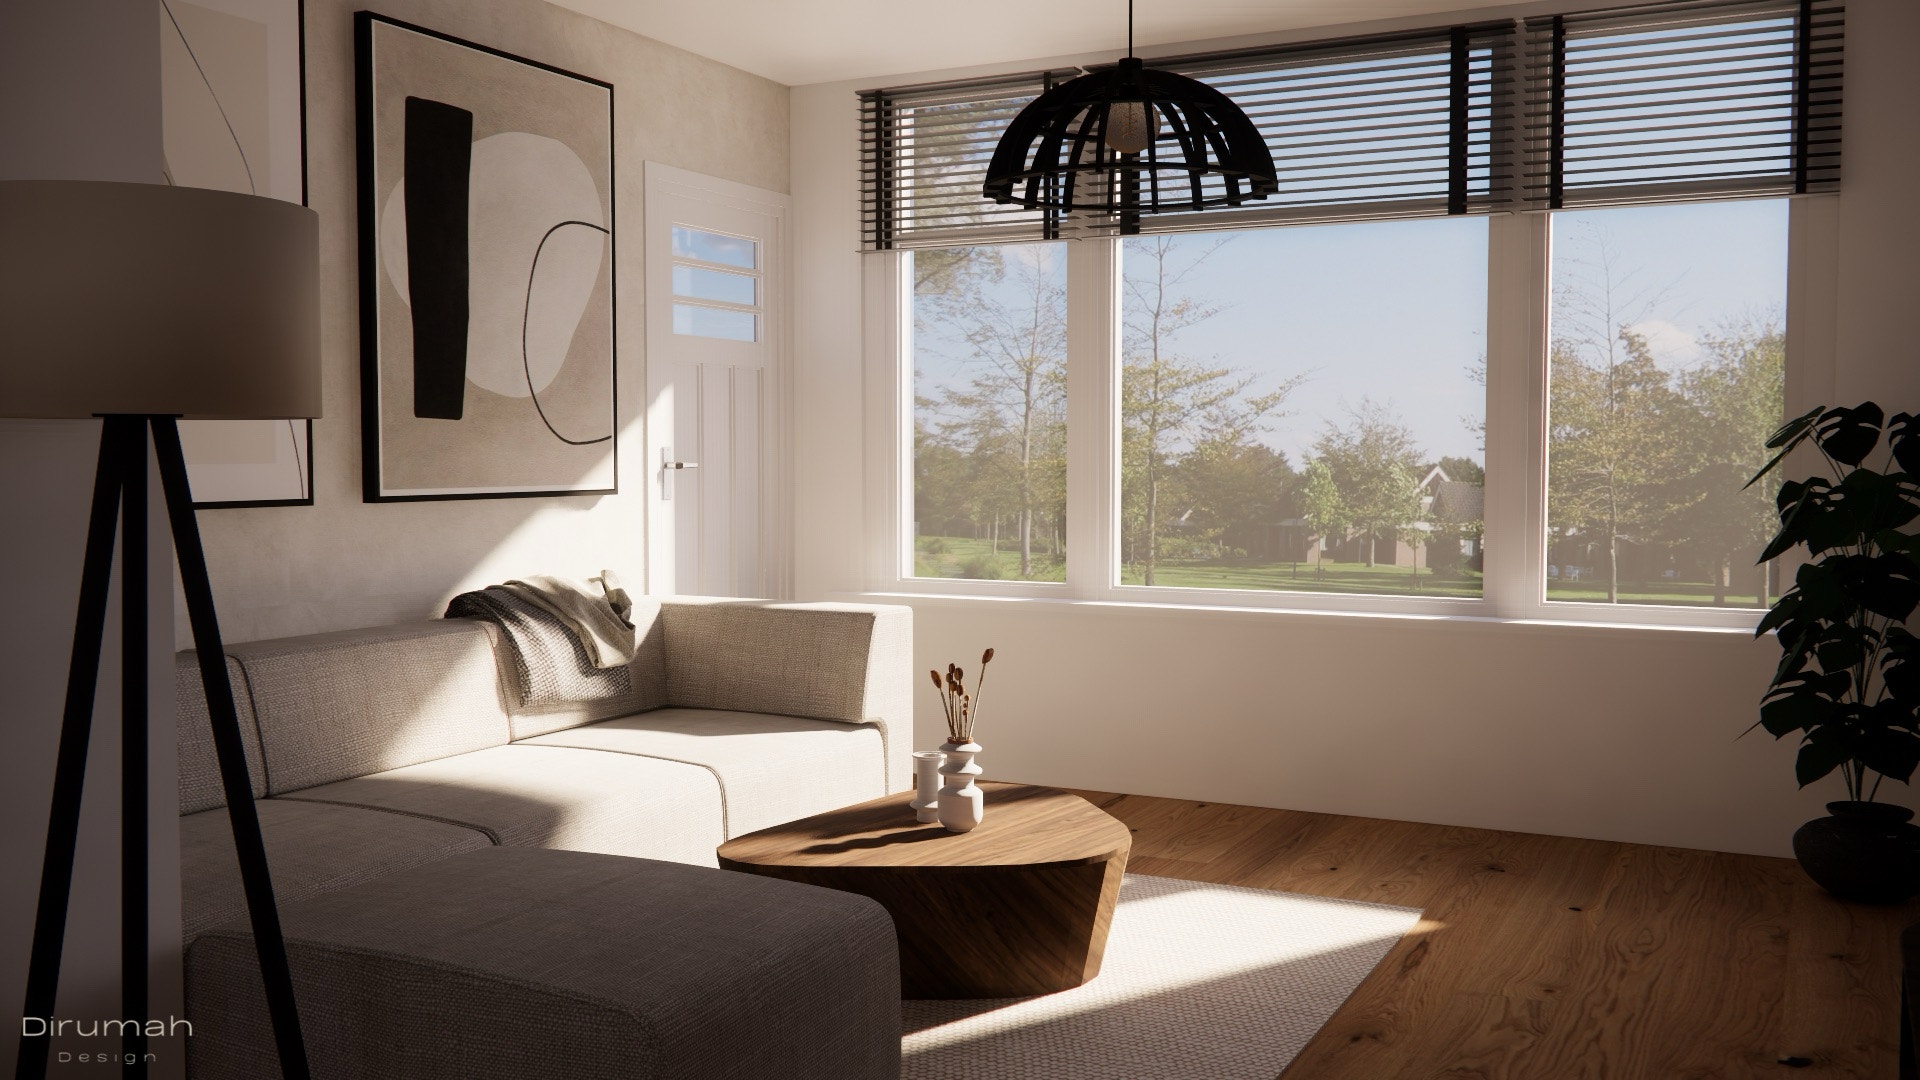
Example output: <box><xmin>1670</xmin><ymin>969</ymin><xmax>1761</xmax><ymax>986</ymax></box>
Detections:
<box><xmin>969</xmin><ymin>648</ymin><xmax>994</xmax><ymax>733</ymax></box>
<box><xmin>928</xmin><ymin>648</ymin><xmax>995</xmax><ymax>744</ymax></box>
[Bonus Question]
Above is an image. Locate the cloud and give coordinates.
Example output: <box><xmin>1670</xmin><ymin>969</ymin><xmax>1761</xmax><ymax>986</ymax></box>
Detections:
<box><xmin>1006</xmin><ymin>242</ymin><xmax>1056</xmax><ymax>271</ymax></box>
<box><xmin>1625</xmin><ymin>319</ymin><xmax>1702</xmax><ymax>368</ymax></box>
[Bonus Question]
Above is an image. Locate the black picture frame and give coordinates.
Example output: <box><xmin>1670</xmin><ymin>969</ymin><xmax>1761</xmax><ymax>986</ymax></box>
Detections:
<box><xmin>162</xmin><ymin>0</ymin><xmax>316</xmax><ymax>509</ymax></box>
<box><xmin>355</xmin><ymin>11</ymin><xmax>619</xmax><ymax>503</ymax></box>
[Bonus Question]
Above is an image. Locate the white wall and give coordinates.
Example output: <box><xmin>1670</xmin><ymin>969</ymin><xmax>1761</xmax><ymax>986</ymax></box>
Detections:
<box><xmin>187</xmin><ymin>0</ymin><xmax>791</xmax><ymax>649</ymax></box>
<box><xmin>790</xmin><ymin>0</ymin><xmax>1920</xmax><ymax>858</ymax></box>
<box><xmin>0</xmin><ymin>0</ymin><xmax>183</xmax><ymax>1072</ymax></box>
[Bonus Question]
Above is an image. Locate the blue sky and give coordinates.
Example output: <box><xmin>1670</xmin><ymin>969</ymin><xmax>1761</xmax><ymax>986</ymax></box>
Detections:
<box><xmin>1125</xmin><ymin>217</ymin><xmax>1488</xmax><ymax>467</ymax></box>
<box><xmin>916</xmin><ymin>197</ymin><xmax>1790</xmax><ymax>472</ymax></box>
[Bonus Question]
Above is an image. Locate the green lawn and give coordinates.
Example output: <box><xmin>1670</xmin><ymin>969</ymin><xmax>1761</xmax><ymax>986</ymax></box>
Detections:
<box><xmin>913</xmin><ymin>536</ymin><xmax>1474</xmax><ymax>596</ymax></box>
<box><xmin>1121</xmin><ymin>559</ymin><xmax>1482</xmax><ymax>597</ymax></box>
<box><xmin>914</xmin><ymin>536</ymin><xmax>1065</xmax><ymax>582</ymax></box>
<box><xmin>1544</xmin><ymin>579</ymin><xmax>1769</xmax><ymax>608</ymax></box>
<box><xmin>913</xmin><ymin>535</ymin><xmax>1767</xmax><ymax>608</ymax></box>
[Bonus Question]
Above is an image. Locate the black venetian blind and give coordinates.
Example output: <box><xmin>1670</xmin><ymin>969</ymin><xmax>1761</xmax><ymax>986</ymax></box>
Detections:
<box><xmin>1523</xmin><ymin>0</ymin><xmax>1844</xmax><ymax>209</ymax></box>
<box><xmin>858</xmin><ymin>0</ymin><xmax>1841</xmax><ymax>250</ymax></box>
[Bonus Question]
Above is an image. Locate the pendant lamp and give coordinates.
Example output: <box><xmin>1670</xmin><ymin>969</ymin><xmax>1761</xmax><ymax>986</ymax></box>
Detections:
<box><xmin>981</xmin><ymin>0</ymin><xmax>1277</xmax><ymax>230</ymax></box>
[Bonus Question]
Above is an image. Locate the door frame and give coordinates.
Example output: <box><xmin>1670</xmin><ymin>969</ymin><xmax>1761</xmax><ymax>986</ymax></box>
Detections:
<box><xmin>643</xmin><ymin>162</ymin><xmax>791</xmax><ymax>598</ymax></box>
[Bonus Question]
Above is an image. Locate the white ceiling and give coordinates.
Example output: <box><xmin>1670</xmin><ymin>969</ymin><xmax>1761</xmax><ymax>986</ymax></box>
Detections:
<box><xmin>546</xmin><ymin>0</ymin><xmax>1501</xmax><ymax>86</ymax></box>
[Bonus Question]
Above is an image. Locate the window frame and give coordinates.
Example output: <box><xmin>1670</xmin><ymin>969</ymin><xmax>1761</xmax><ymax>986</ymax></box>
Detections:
<box><xmin>865</xmin><ymin>193</ymin><xmax>1837</xmax><ymax>629</ymax></box>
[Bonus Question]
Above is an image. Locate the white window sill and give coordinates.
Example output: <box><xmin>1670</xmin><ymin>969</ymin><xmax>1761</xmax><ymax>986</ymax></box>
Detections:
<box><xmin>836</xmin><ymin>586</ymin><xmax>1767</xmax><ymax>637</ymax></box>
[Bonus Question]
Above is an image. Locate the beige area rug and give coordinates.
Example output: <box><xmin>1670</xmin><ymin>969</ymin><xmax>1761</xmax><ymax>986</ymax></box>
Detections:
<box><xmin>901</xmin><ymin>874</ymin><xmax>1421</xmax><ymax>1080</ymax></box>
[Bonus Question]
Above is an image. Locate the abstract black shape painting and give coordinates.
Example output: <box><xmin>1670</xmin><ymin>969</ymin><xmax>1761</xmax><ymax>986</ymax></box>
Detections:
<box><xmin>402</xmin><ymin>95</ymin><xmax>473</xmax><ymax>421</ymax></box>
<box><xmin>356</xmin><ymin>13</ymin><xmax>617</xmax><ymax>501</ymax></box>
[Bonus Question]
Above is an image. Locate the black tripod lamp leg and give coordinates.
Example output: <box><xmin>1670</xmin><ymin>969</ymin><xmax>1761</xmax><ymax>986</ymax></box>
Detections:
<box><xmin>14</xmin><ymin>416</ymin><xmax>134</xmax><ymax>1080</ymax></box>
<box><xmin>150</xmin><ymin>417</ymin><xmax>312</xmax><ymax>1080</ymax></box>
<box><xmin>122</xmin><ymin>423</ymin><xmax>150</xmax><ymax>1076</ymax></box>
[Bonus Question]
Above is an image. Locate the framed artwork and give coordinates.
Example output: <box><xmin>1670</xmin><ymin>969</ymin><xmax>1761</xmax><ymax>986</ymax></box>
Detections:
<box><xmin>355</xmin><ymin>13</ymin><xmax>618</xmax><ymax>502</ymax></box>
<box><xmin>160</xmin><ymin>0</ymin><xmax>314</xmax><ymax>507</ymax></box>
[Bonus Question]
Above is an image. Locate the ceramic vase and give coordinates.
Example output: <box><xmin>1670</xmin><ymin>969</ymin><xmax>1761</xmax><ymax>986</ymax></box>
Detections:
<box><xmin>936</xmin><ymin>741</ymin><xmax>984</xmax><ymax>833</ymax></box>
<box><xmin>911</xmin><ymin>750</ymin><xmax>946</xmax><ymax>823</ymax></box>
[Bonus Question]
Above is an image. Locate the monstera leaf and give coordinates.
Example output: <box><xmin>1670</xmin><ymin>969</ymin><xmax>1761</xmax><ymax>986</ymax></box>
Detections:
<box><xmin>1750</xmin><ymin>402</ymin><xmax>1920</xmax><ymax>801</ymax></box>
<box><xmin>1890</xmin><ymin>412</ymin><xmax>1920</xmax><ymax>477</ymax></box>
<box><xmin>1816</xmin><ymin>402</ymin><xmax>1886</xmax><ymax>466</ymax></box>
<box><xmin>1885</xmin><ymin>627</ymin><xmax>1920</xmax><ymax>705</ymax></box>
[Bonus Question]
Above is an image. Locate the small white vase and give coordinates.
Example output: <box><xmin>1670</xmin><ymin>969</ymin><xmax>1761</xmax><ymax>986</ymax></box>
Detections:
<box><xmin>936</xmin><ymin>741</ymin><xmax>984</xmax><ymax>833</ymax></box>
<box><xmin>911</xmin><ymin>750</ymin><xmax>945</xmax><ymax>823</ymax></box>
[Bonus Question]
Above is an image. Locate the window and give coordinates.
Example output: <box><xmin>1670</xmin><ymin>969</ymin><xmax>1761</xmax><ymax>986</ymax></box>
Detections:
<box><xmin>671</xmin><ymin>225</ymin><xmax>760</xmax><ymax>342</ymax></box>
<box><xmin>1547</xmin><ymin>199</ymin><xmax>1789</xmax><ymax>608</ymax></box>
<box><xmin>911</xmin><ymin>243</ymin><xmax>1067</xmax><ymax>582</ymax></box>
<box><xmin>862</xmin><ymin>0</ymin><xmax>1842</xmax><ymax>625</ymax></box>
<box><xmin>1119</xmin><ymin>221</ymin><xmax>1487</xmax><ymax>597</ymax></box>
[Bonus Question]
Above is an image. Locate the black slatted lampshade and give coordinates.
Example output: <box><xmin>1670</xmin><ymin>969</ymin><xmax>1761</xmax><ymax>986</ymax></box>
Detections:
<box><xmin>982</xmin><ymin>55</ymin><xmax>1277</xmax><ymax>229</ymax></box>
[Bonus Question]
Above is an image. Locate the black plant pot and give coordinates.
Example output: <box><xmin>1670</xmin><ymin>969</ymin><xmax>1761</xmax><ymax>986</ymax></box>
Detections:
<box><xmin>1792</xmin><ymin>801</ymin><xmax>1920</xmax><ymax>904</ymax></box>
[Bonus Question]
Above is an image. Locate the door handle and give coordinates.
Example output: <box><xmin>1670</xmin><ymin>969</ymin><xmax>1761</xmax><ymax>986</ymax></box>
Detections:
<box><xmin>661</xmin><ymin>448</ymin><xmax>699</xmax><ymax>500</ymax></box>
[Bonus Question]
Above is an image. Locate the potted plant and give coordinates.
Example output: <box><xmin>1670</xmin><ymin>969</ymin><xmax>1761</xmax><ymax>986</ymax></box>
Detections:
<box><xmin>1747</xmin><ymin>402</ymin><xmax>1920</xmax><ymax>902</ymax></box>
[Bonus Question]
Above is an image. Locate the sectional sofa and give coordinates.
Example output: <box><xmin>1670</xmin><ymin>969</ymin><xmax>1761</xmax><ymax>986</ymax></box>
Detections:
<box><xmin>173</xmin><ymin>596</ymin><xmax>912</xmax><ymax>1076</ymax></box>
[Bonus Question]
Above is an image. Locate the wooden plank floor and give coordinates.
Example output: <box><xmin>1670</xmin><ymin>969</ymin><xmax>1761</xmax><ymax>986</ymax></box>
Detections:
<box><xmin>1060</xmin><ymin>788</ymin><xmax>1918</xmax><ymax>1080</ymax></box>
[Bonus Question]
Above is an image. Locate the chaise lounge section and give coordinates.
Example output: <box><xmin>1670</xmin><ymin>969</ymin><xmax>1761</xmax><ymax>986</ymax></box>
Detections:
<box><xmin>176</xmin><ymin>596</ymin><xmax>911</xmax><ymax>1076</ymax></box>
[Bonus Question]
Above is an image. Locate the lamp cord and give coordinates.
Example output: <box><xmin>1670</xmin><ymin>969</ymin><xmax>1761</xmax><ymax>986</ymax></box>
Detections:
<box><xmin>1128</xmin><ymin>0</ymin><xmax>1134</xmax><ymax>57</ymax></box>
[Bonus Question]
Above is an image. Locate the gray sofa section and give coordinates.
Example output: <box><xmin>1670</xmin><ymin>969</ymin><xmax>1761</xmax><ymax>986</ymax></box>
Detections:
<box><xmin>177</xmin><ymin>597</ymin><xmax>913</xmax><ymax>944</ymax></box>
<box><xmin>232</xmin><ymin>621</ymin><xmax>512</xmax><ymax>795</ymax></box>
<box><xmin>182</xmin><ymin>800</ymin><xmax>492</xmax><ymax>941</ymax></box>
<box><xmin>187</xmin><ymin>848</ymin><xmax>903</xmax><ymax>1080</ymax></box>
<box><xmin>175</xmin><ymin>654</ymin><xmax>268</xmax><ymax>815</ymax></box>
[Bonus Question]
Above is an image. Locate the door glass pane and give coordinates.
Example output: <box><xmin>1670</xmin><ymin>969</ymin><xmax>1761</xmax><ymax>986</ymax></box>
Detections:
<box><xmin>1119</xmin><ymin>219</ymin><xmax>1488</xmax><ymax>597</ymax></box>
<box><xmin>1546</xmin><ymin>198</ymin><xmax>1788</xmax><ymax>608</ymax></box>
<box><xmin>672</xmin><ymin>225</ymin><xmax>756</xmax><ymax>269</ymax></box>
<box><xmin>911</xmin><ymin>243</ymin><xmax>1068</xmax><ymax>582</ymax></box>
<box><xmin>673</xmin><ymin>265</ymin><xmax>757</xmax><ymax>306</ymax></box>
<box><xmin>673</xmin><ymin>304</ymin><xmax>756</xmax><ymax>342</ymax></box>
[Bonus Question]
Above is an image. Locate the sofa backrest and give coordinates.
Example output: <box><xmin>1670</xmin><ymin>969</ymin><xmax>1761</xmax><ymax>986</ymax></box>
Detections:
<box><xmin>226</xmin><ymin>620</ymin><xmax>512</xmax><ymax>796</ymax></box>
<box><xmin>497</xmin><ymin>596</ymin><xmax>670</xmax><ymax>741</ymax></box>
<box><xmin>659</xmin><ymin>600</ymin><xmax>913</xmax><ymax>793</ymax></box>
<box><xmin>660</xmin><ymin>600</ymin><xmax>911</xmax><ymax>725</ymax></box>
<box><xmin>175</xmin><ymin>598</ymin><xmax>912</xmax><ymax>811</ymax></box>
<box><xmin>176</xmin><ymin>652</ymin><xmax>270</xmax><ymax>815</ymax></box>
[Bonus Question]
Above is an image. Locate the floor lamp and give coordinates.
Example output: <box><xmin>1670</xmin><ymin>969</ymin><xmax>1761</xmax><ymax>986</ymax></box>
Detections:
<box><xmin>1</xmin><ymin>180</ymin><xmax>321</xmax><ymax>1080</ymax></box>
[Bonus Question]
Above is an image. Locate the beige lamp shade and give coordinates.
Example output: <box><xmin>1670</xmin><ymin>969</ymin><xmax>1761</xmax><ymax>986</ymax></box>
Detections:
<box><xmin>0</xmin><ymin>180</ymin><xmax>321</xmax><ymax>419</ymax></box>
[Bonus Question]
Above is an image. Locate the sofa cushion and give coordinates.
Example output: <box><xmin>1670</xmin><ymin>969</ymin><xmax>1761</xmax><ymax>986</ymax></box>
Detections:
<box><xmin>229</xmin><ymin>621</ymin><xmax>512</xmax><ymax>795</ymax></box>
<box><xmin>521</xmin><ymin>708</ymin><xmax>889</xmax><ymax>838</ymax></box>
<box><xmin>491</xmin><ymin>596</ymin><xmax>670</xmax><ymax>741</ymax></box>
<box><xmin>279</xmin><ymin>744</ymin><xmax>725</xmax><ymax>866</ymax></box>
<box><xmin>659</xmin><ymin>601</ymin><xmax>907</xmax><ymax>723</ymax></box>
<box><xmin>659</xmin><ymin>600</ymin><xmax>912</xmax><ymax>792</ymax></box>
<box><xmin>185</xmin><ymin>848</ymin><xmax>902</xmax><ymax>1080</ymax></box>
<box><xmin>177</xmin><ymin>652</ymin><xmax>269</xmax><ymax>815</ymax></box>
<box><xmin>181</xmin><ymin>799</ymin><xmax>490</xmax><ymax>942</ymax></box>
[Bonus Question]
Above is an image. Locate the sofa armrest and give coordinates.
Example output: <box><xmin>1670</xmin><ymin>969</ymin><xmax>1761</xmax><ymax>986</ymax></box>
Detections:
<box><xmin>658</xmin><ymin>598</ymin><xmax>913</xmax><ymax>795</ymax></box>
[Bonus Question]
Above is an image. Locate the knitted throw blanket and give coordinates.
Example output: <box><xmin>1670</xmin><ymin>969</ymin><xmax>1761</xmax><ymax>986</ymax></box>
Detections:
<box><xmin>446</xmin><ymin>587</ymin><xmax>632</xmax><ymax>706</ymax></box>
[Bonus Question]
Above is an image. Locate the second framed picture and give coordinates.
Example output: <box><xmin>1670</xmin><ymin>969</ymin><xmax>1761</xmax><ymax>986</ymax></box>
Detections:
<box><xmin>356</xmin><ymin>12</ymin><xmax>617</xmax><ymax>501</ymax></box>
<box><xmin>161</xmin><ymin>0</ymin><xmax>313</xmax><ymax>507</ymax></box>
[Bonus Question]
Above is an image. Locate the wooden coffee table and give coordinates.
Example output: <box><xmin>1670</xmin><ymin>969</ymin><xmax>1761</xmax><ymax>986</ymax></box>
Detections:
<box><xmin>717</xmin><ymin>782</ymin><xmax>1131</xmax><ymax>999</ymax></box>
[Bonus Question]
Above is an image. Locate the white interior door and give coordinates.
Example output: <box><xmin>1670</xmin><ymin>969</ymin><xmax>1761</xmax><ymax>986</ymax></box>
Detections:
<box><xmin>645</xmin><ymin>164</ymin><xmax>788</xmax><ymax>598</ymax></box>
